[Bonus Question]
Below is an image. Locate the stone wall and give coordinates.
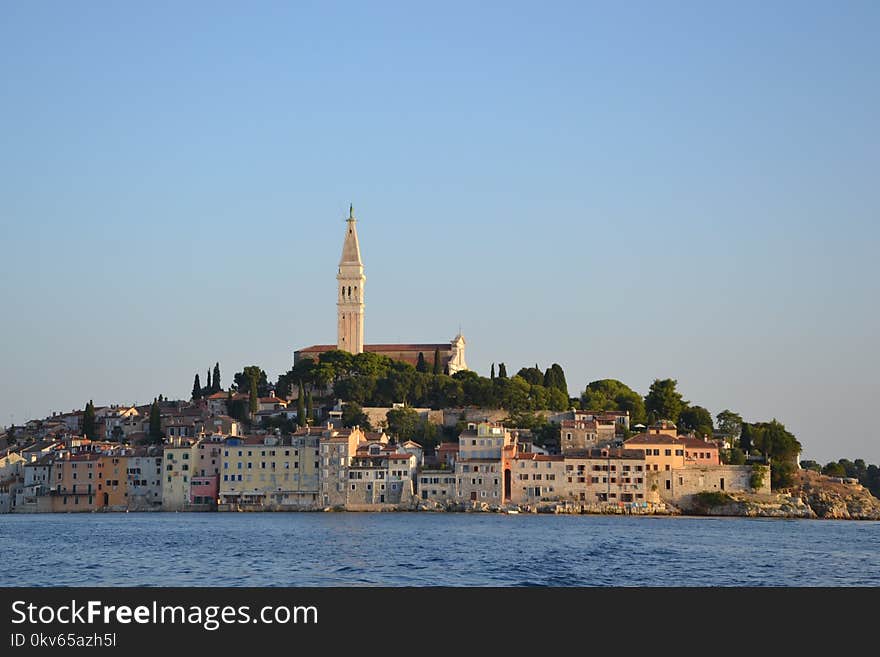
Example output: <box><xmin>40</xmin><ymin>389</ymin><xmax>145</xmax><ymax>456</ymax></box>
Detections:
<box><xmin>441</xmin><ymin>409</ymin><xmax>568</xmax><ymax>428</ymax></box>
<box><xmin>361</xmin><ymin>407</ymin><xmax>443</xmax><ymax>429</ymax></box>
<box><xmin>648</xmin><ymin>465</ymin><xmax>770</xmax><ymax>504</ymax></box>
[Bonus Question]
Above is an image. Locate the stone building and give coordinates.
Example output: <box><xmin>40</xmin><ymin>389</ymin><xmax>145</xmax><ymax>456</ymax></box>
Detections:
<box><xmin>559</xmin><ymin>419</ymin><xmax>599</xmax><ymax>453</ymax></box>
<box><xmin>508</xmin><ymin>453</ymin><xmax>566</xmax><ymax>504</ymax></box>
<box><xmin>417</xmin><ymin>470</ymin><xmax>457</xmax><ymax>503</ymax></box>
<box><xmin>293</xmin><ymin>205</ymin><xmax>468</xmax><ymax>373</ymax></box>
<box><xmin>561</xmin><ymin>448</ymin><xmax>648</xmax><ymax>504</ymax></box>
<box><xmin>648</xmin><ymin>464</ymin><xmax>770</xmax><ymax>504</ymax></box>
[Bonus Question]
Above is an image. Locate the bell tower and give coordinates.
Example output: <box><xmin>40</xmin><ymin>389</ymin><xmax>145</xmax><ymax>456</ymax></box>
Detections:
<box><xmin>337</xmin><ymin>204</ymin><xmax>365</xmax><ymax>354</ymax></box>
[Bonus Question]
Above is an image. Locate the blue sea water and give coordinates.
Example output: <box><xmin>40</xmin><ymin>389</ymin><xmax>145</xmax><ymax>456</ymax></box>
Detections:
<box><xmin>1</xmin><ymin>513</ymin><xmax>877</xmax><ymax>586</ymax></box>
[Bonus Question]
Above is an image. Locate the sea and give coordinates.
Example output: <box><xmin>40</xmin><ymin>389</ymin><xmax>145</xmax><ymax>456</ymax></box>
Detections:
<box><xmin>1</xmin><ymin>513</ymin><xmax>878</xmax><ymax>586</ymax></box>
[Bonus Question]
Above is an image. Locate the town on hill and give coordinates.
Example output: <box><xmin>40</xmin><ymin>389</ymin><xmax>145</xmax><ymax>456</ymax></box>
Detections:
<box><xmin>2</xmin><ymin>208</ymin><xmax>878</xmax><ymax>517</ymax></box>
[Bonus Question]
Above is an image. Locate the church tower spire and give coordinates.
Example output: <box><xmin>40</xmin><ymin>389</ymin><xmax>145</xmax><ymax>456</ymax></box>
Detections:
<box><xmin>337</xmin><ymin>204</ymin><xmax>365</xmax><ymax>354</ymax></box>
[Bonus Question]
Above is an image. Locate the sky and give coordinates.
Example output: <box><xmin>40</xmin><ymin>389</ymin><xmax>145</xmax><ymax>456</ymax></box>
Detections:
<box><xmin>1</xmin><ymin>1</ymin><xmax>878</xmax><ymax>464</ymax></box>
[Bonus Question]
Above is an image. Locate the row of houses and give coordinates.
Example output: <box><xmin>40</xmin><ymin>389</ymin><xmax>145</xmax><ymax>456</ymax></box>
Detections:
<box><xmin>0</xmin><ymin>416</ymin><xmax>766</xmax><ymax>514</ymax></box>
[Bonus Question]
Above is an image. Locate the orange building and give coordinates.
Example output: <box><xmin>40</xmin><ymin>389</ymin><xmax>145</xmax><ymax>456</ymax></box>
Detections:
<box><xmin>624</xmin><ymin>434</ymin><xmax>685</xmax><ymax>473</ymax></box>
<box><xmin>50</xmin><ymin>453</ymin><xmax>102</xmax><ymax>511</ymax></box>
<box><xmin>98</xmin><ymin>453</ymin><xmax>128</xmax><ymax>509</ymax></box>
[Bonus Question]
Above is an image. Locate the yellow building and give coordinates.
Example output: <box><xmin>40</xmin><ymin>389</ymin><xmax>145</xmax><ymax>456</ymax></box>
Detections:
<box><xmin>220</xmin><ymin>432</ymin><xmax>322</xmax><ymax>510</ymax></box>
<box><xmin>162</xmin><ymin>438</ymin><xmax>196</xmax><ymax>511</ymax></box>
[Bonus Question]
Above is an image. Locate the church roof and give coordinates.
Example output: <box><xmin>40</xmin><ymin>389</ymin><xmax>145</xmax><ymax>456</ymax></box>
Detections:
<box><xmin>339</xmin><ymin>207</ymin><xmax>363</xmax><ymax>266</ymax></box>
<box><xmin>296</xmin><ymin>344</ymin><xmax>453</xmax><ymax>354</ymax></box>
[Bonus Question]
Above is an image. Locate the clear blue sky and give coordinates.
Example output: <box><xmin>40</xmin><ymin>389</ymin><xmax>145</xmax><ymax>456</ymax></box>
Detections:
<box><xmin>1</xmin><ymin>1</ymin><xmax>878</xmax><ymax>464</ymax></box>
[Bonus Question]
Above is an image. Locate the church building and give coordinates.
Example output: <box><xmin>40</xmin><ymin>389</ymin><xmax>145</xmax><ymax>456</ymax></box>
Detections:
<box><xmin>294</xmin><ymin>205</ymin><xmax>468</xmax><ymax>374</ymax></box>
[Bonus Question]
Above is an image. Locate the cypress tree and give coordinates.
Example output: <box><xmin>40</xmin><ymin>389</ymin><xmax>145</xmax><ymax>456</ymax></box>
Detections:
<box><xmin>82</xmin><ymin>400</ymin><xmax>96</xmax><ymax>440</ymax></box>
<box><xmin>206</xmin><ymin>369</ymin><xmax>212</xmax><ymax>394</ymax></box>
<box><xmin>490</xmin><ymin>363</ymin><xmax>495</xmax><ymax>380</ymax></box>
<box><xmin>192</xmin><ymin>374</ymin><xmax>202</xmax><ymax>400</ymax></box>
<box><xmin>297</xmin><ymin>381</ymin><xmax>306</xmax><ymax>427</ymax></box>
<box><xmin>416</xmin><ymin>352</ymin><xmax>427</xmax><ymax>373</ymax></box>
<box><xmin>213</xmin><ymin>362</ymin><xmax>221</xmax><ymax>392</ymax></box>
<box><xmin>498</xmin><ymin>363</ymin><xmax>508</xmax><ymax>379</ymax></box>
<box><xmin>148</xmin><ymin>399</ymin><xmax>163</xmax><ymax>444</ymax></box>
<box><xmin>249</xmin><ymin>376</ymin><xmax>259</xmax><ymax>416</ymax></box>
<box><xmin>432</xmin><ymin>348</ymin><xmax>441</xmax><ymax>375</ymax></box>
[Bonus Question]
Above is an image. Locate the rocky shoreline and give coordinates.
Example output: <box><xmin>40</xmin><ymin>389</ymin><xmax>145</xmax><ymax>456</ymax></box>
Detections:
<box><xmin>383</xmin><ymin>472</ymin><xmax>880</xmax><ymax>520</ymax></box>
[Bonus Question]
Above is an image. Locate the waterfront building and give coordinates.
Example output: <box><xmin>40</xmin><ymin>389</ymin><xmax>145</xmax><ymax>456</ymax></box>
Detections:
<box><xmin>126</xmin><ymin>447</ymin><xmax>163</xmax><ymax>510</ymax></box>
<box><xmin>509</xmin><ymin>453</ymin><xmax>566</xmax><ymax>505</ymax></box>
<box><xmin>98</xmin><ymin>453</ymin><xmax>129</xmax><ymax>510</ymax></box>
<box><xmin>417</xmin><ymin>470</ymin><xmax>457</xmax><ymax>503</ymax></box>
<box><xmin>560</xmin><ymin>448</ymin><xmax>648</xmax><ymax>504</ymax></box>
<box><xmin>319</xmin><ymin>425</ymin><xmax>367</xmax><ymax>507</ymax></box>
<box><xmin>50</xmin><ymin>453</ymin><xmax>102</xmax><ymax>511</ymax></box>
<box><xmin>219</xmin><ymin>431</ymin><xmax>322</xmax><ymax>510</ymax></box>
<box><xmin>162</xmin><ymin>438</ymin><xmax>196</xmax><ymax>511</ymax></box>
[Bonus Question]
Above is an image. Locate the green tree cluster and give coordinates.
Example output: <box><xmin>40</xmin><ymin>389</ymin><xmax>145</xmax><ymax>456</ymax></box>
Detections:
<box><xmin>276</xmin><ymin>351</ymin><xmax>570</xmax><ymax>413</ymax></box>
<box><xmin>580</xmin><ymin>379</ymin><xmax>646</xmax><ymax>425</ymax></box>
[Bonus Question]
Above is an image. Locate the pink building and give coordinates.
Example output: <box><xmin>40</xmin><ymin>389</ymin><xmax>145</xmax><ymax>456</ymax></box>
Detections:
<box><xmin>190</xmin><ymin>474</ymin><xmax>218</xmax><ymax>509</ymax></box>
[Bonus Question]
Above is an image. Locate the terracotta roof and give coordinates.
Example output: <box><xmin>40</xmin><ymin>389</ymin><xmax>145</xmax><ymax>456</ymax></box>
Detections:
<box><xmin>564</xmin><ymin>448</ymin><xmax>645</xmax><ymax>460</ymax></box>
<box><xmin>513</xmin><ymin>453</ymin><xmax>563</xmax><ymax>462</ymax></box>
<box><xmin>679</xmin><ymin>437</ymin><xmax>718</xmax><ymax>449</ymax></box>
<box><xmin>624</xmin><ymin>433</ymin><xmax>681</xmax><ymax>445</ymax></box>
<box><xmin>296</xmin><ymin>343</ymin><xmax>451</xmax><ymax>354</ymax></box>
<box><xmin>259</xmin><ymin>397</ymin><xmax>286</xmax><ymax>404</ymax></box>
<box><xmin>437</xmin><ymin>443</ymin><xmax>459</xmax><ymax>452</ymax></box>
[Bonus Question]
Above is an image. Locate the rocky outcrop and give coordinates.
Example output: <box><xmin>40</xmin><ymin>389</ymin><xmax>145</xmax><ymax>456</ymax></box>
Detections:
<box><xmin>797</xmin><ymin>471</ymin><xmax>880</xmax><ymax>520</ymax></box>
<box><xmin>679</xmin><ymin>471</ymin><xmax>880</xmax><ymax>520</ymax></box>
<box><xmin>683</xmin><ymin>493</ymin><xmax>816</xmax><ymax>518</ymax></box>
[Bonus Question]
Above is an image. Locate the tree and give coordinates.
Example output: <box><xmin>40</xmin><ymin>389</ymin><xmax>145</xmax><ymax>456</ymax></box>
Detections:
<box><xmin>498</xmin><ymin>363</ymin><xmax>508</xmax><ymax>379</ymax></box>
<box><xmin>580</xmin><ymin>379</ymin><xmax>647</xmax><ymax>425</ymax></box>
<box><xmin>490</xmin><ymin>363</ymin><xmax>495</xmax><ymax>380</ymax></box>
<box><xmin>248</xmin><ymin>376</ymin><xmax>259</xmax><ymax>416</ymax></box>
<box><xmin>746</xmin><ymin>419</ymin><xmax>802</xmax><ymax>489</ymax></box>
<box><xmin>296</xmin><ymin>381</ymin><xmax>306</xmax><ymax>427</ymax></box>
<box><xmin>192</xmin><ymin>373</ymin><xmax>202</xmax><ymax>401</ymax></box>
<box><xmin>432</xmin><ymin>349</ymin><xmax>441</xmax><ymax>375</ymax></box>
<box><xmin>206</xmin><ymin>369</ymin><xmax>212</xmax><ymax>394</ymax></box>
<box><xmin>822</xmin><ymin>462</ymin><xmax>847</xmax><ymax>477</ymax></box>
<box><xmin>678</xmin><ymin>405</ymin><xmax>714</xmax><ymax>438</ymax></box>
<box><xmin>212</xmin><ymin>362</ymin><xmax>221</xmax><ymax>392</ymax></box>
<box><xmin>82</xmin><ymin>400</ymin><xmax>97</xmax><ymax>440</ymax></box>
<box><xmin>305</xmin><ymin>390</ymin><xmax>313</xmax><ymax>424</ymax></box>
<box><xmin>543</xmin><ymin>363</ymin><xmax>568</xmax><ymax>394</ymax></box>
<box><xmin>716</xmin><ymin>409</ymin><xmax>743</xmax><ymax>440</ymax></box>
<box><xmin>148</xmin><ymin>399</ymin><xmax>163</xmax><ymax>444</ymax></box>
<box><xmin>234</xmin><ymin>366</ymin><xmax>268</xmax><ymax>397</ymax></box>
<box><xmin>517</xmin><ymin>366</ymin><xmax>544</xmax><ymax>386</ymax></box>
<box><xmin>386</xmin><ymin>407</ymin><xmax>420</xmax><ymax>442</ymax></box>
<box><xmin>722</xmin><ymin>447</ymin><xmax>746</xmax><ymax>465</ymax></box>
<box><xmin>342</xmin><ymin>402</ymin><xmax>371</xmax><ymax>430</ymax></box>
<box><xmin>644</xmin><ymin>378</ymin><xmax>685</xmax><ymax>423</ymax></box>
<box><xmin>416</xmin><ymin>352</ymin><xmax>427</xmax><ymax>373</ymax></box>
